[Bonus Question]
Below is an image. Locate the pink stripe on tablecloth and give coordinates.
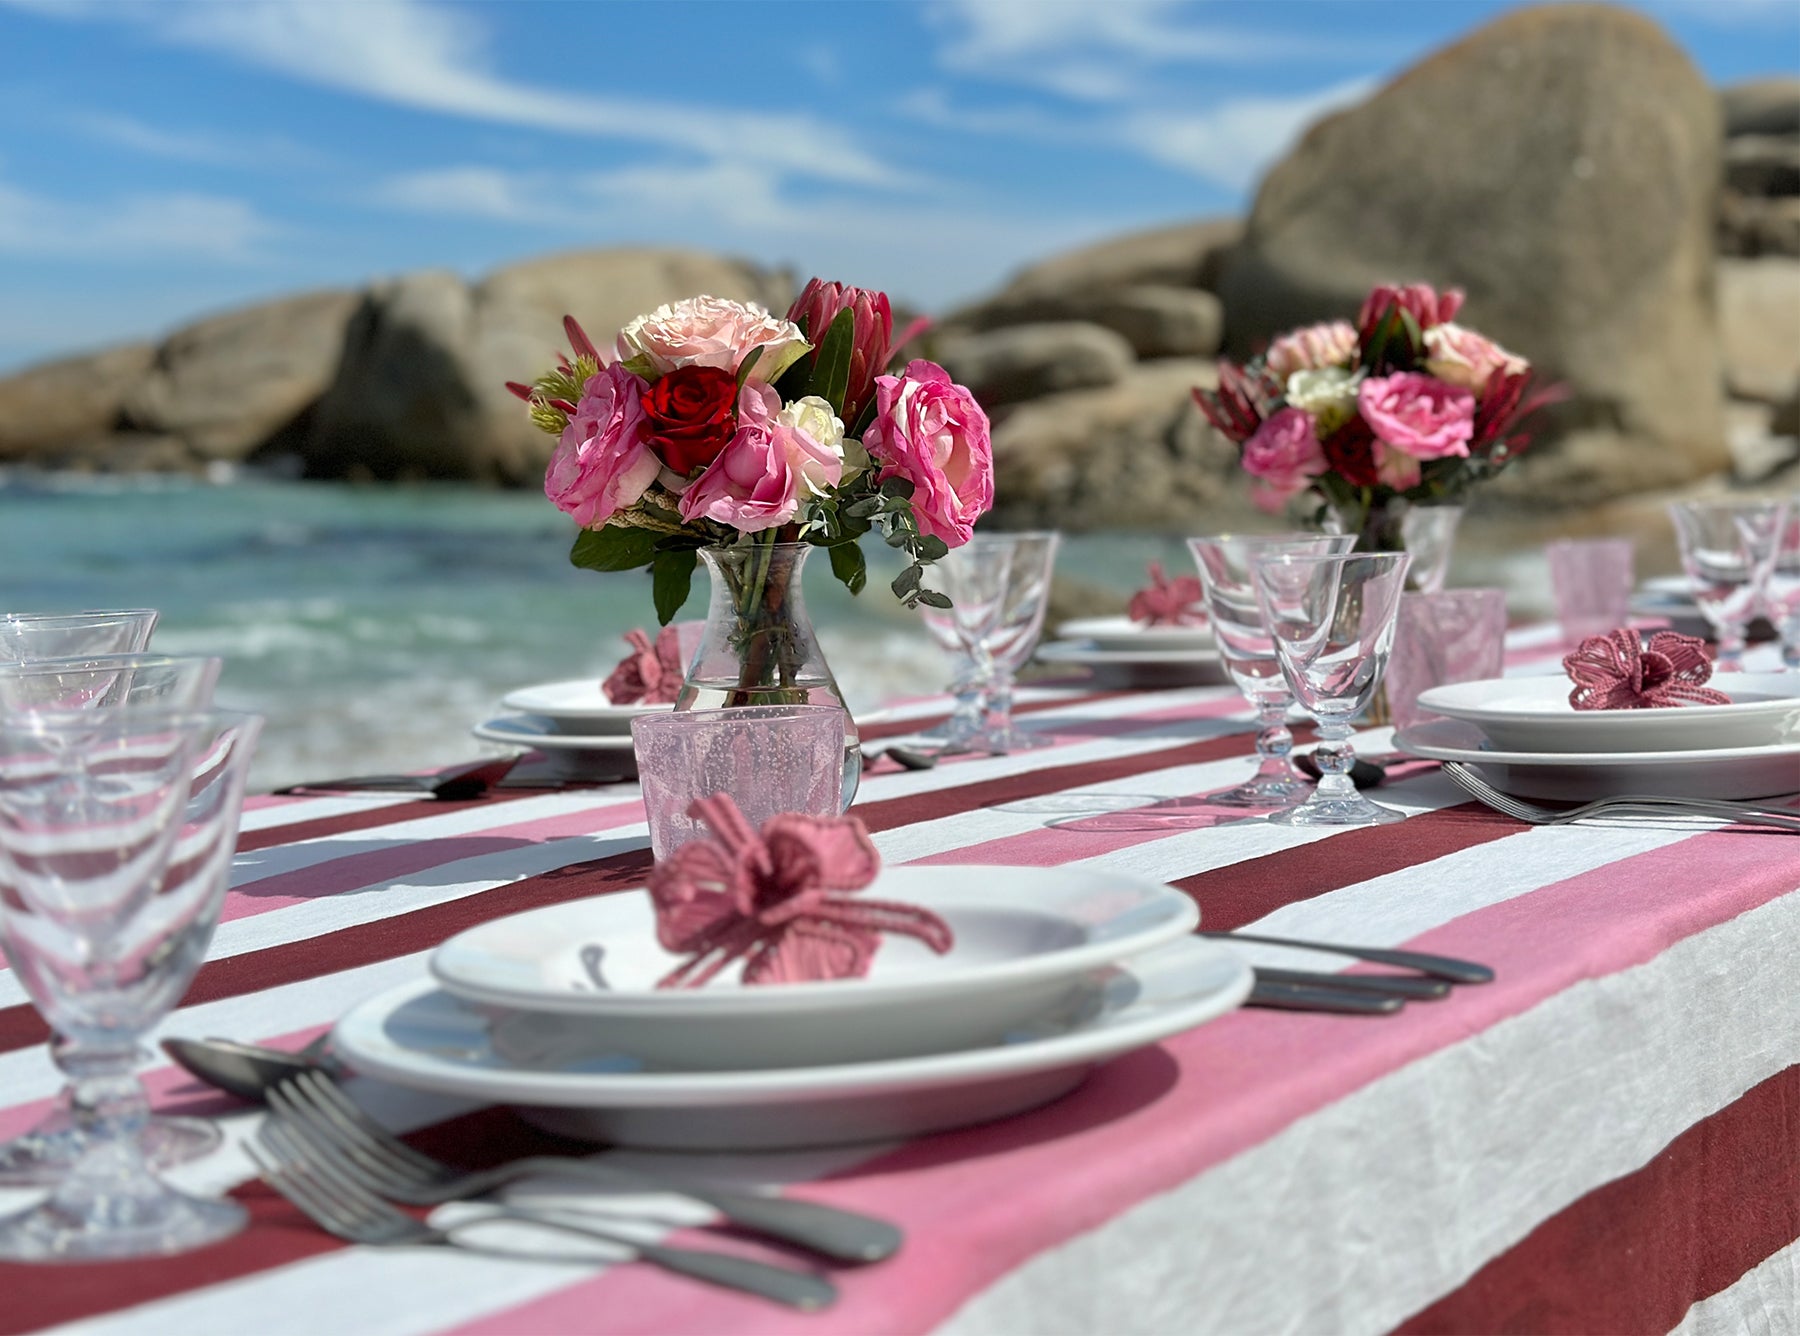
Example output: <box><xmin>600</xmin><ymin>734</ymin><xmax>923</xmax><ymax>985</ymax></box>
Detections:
<box><xmin>220</xmin><ymin>798</ymin><xmax>650</xmax><ymax>922</ymax></box>
<box><xmin>448</xmin><ymin>825</ymin><xmax>1800</xmax><ymax>1336</ymax></box>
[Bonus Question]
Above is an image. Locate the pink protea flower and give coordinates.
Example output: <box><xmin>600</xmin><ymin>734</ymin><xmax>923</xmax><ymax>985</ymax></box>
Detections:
<box><xmin>863</xmin><ymin>360</ymin><xmax>995</xmax><ymax>547</ymax></box>
<box><xmin>1240</xmin><ymin>406</ymin><xmax>1327</xmax><ymax>512</ymax></box>
<box><xmin>544</xmin><ymin>363</ymin><xmax>657</xmax><ymax>528</ymax></box>
<box><xmin>785</xmin><ymin>278</ymin><xmax>893</xmax><ymax>425</ymax></box>
<box><xmin>1265</xmin><ymin>320</ymin><xmax>1358</xmax><ymax>381</ymax></box>
<box><xmin>1357</xmin><ymin>372</ymin><xmax>1475</xmax><ymax>460</ymax></box>
<box><xmin>1356</xmin><ymin>283</ymin><xmax>1465</xmax><ymax>347</ymax></box>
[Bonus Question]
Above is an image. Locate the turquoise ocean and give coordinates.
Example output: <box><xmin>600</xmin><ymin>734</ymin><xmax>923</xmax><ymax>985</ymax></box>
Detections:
<box><xmin>1</xmin><ymin>473</ymin><xmax>1197</xmax><ymax>791</ymax></box>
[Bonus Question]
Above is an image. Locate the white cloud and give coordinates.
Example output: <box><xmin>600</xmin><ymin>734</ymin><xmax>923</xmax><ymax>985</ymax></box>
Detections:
<box><xmin>16</xmin><ymin>0</ymin><xmax>911</xmax><ymax>191</ymax></box>
<box><xmin>66</xmin><ymin>109</ymin><xmax>327</xmax><ymax>169</ymax></box>
<box><xmin>1118</xmin><ymin>77</ymin><xmax>1377</xmax><ymax>191</ymax></box>
<box><xmin>0</xmin><ymin>175</ymin><xmax>277</xmax><ymax>260</ymax></box>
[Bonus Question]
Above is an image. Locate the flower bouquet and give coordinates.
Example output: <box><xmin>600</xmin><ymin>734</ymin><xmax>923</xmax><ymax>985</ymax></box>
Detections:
<box><xmin>509</xmin><ymin>282</ymin><xmax>994</xmax><ymax>772</ymax></box>
<box><xmin>1194</xmin><ymin>283</ymin><xmax>1561</xmax><ymax>553</ymax></box>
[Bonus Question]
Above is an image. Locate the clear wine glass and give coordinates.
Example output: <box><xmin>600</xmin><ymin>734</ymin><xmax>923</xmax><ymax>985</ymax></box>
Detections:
<box><xmin>0</xmin><ymin>708</ymin><xmax>262</xmax><ymax>1259</ymax></box>
<box><xmin>1188</xmin><ymin>533</ymin><xmax>1356</xmax><ymax>808</ymax></box>
<box><xmin>1667</xmin><ymin>499</ymin><xmax>1789</xmax><ymax>671</ymax></box>
<box><xmin>1765</xmin><ymin>497</ymin><xmax>1800</xmax><ymax>671</ymax></box>
<box><xmin>1251</xmin><ymin>551</ymin><xmax>1411</xmax><ymax>827</ymax></box>
<box><xmin>917</xmin><ymin>537</ymin><xmax>1017</xmax><ymax>753</ymax></box>
<box><xmin>0</xmin><ymin>611</ymin><xmax>158</xmax><ymax>662</ymax></box>
<box><xmin>971</xmin><ymin>532</ymin><xmax>1061</xmax><ymax>752</ymax></box>
<box><xmin>0</xmin><ymin>654</ymin><xmax>224</xmax><ymax>1188</ymax></box>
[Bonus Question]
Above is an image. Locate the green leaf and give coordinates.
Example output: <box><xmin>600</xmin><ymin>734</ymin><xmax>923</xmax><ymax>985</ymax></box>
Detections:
<box><xmin>843</xmin><ymin>496</ymin><xmax>883</xmax><ymax>519</ymax></box>
<box><xmin>914</xmin><ymin>589</ymin><xmax>953</xmax><ymax>610</ymax></box>
<box><xmin>913</xmin><ymin>534</ymin><xmax>949</xmax><ymax>561</ymax></box>
<box><xmin>734</xmin><ymin>345</ymin><xmax>764</xmax><ymax>389</ymax></box>
<box><xmin>850</xmin><ymin>396</ymin><xmax>879</xmax><ymax>441</ymax></box>
<box><xmin>891</xmin><ymin>564</ymin><xmax>923</xmax><ymax>598</ymax></box>
<box><xmin>570</xmin><ymin>526</ymin><xmax>659</xmax><ymax>573</ymax></box>
<box><xmin>811</xmin><ymin>308</ymin><xmax>856</xmax><ymax>417</ymax></box>
<box><xmin>880</xmin><ymin>475</ymin><xmax>915</xmax><ymax>500</ymax></box>
<box><xmin>828</xmin><ymin>540</ymin><xmax>868</xmax><ymax>595</ymax></box>
<box><xmin>884</xmin><ymin>525</ymin><xmax>913</xmax><ymax>548</ymax></box>
<box><xmin>650</xmin><ymin>548</ymin><xmax>698</xmax><ymax>626</ymax></box>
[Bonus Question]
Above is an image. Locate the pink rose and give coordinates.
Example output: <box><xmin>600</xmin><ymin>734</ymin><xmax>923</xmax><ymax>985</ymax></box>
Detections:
<box><xmin>1356</xmin><ymin>372</ymin><xmax>1475</xmax><ymax>460</ymax></box>
<box><xmin>1240</xmin><ymin>406</ymin><xmax>1327</xmax><ymax>512</ymax></box>
<box><xmin>544</xmin><ymin>363</ymin><xmax>658</xmax><ymax>528</ymax></box>
<box><xmin>679</xmin><ymin>382</ymin><xmax>843</xmax><ymax>533</ymax></box>
<box><xmin>1422</xmin><ymin>322</ymin><xmax>1528</xmax><ymax>392</ymax></box>
<box><xmin>1374</xmin><ymin>442</ymin><xmax>1422</xmax><ymax>491</ymax></box>
<box><xmin>617</xmin><ymin>296</ymin><xmax>810</xmax><ymax>381</ymax></box>
<box><xmin>1265</xmin><ymin>320</ymin><xmax>1358</xmax><ymax>381</ymax></box>
<box><xmin>863</xmin><ymin>360</ymin><xmax>994</xmax><ymax>547</ymax></box>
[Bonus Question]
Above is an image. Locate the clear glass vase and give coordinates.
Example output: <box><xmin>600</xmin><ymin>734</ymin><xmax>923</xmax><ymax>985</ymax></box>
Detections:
<box><xmin>677</xmin><ymin>541</ymin><xmax>861</xmax><ymax>809</ymax></box>
<box><xmin>1324</xmin><ymin>497</ymin><xmax>1463</xmax><ymax>594</ymax></box>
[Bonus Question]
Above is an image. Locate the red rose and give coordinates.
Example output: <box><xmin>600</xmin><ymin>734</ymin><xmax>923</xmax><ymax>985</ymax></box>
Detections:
<box><xmin>641</xmin><ymin>365</ymin><xmax>738</xmax><ymax>476</ymax></box>
<box><xmin>1321</xmin><ymin>415</ymin><xmax>1380</xmax><ymax>489</ymax></box>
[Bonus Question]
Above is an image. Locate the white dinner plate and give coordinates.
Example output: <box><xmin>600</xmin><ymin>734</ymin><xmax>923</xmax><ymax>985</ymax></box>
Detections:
<box><xmin>430</xmin><ymin>865</ymin><xmax>1201</xmax><ymax>1069</ymax></box>
<box><xmin>1416</xmin><ymin>673</ymin><xmax>1800</xmax><ymax>753</ymax></box>
<box><xmin>335</xmin><ymin>935</ymin><xmax>1252</xmax><ymax>1150</ymax></box>
<box><xmin>1056</xmin><ymin>616</ymin><xmax>1215</xmax><ymax>653</ymax></box>
<box><xmin>500</xmin><ymin>681</ymin><xmax>672</xmax><ymax>735</ymax></box>
<box><xmin>1394</xmin><ymin>718</ymin><xmax>1800</xmax><ymax>801</ymax></box>
<box><xmin>472</xmin><ymin>717</ymin><xmax>640</xmax><ymax>753</ymax></box>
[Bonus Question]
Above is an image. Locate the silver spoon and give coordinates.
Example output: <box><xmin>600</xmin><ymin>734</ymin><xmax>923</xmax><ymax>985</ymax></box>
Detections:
<box><xmin>163</xmin><ymin>1035</ymin><xmax>339</xmax><ymax>1103</ymax></box>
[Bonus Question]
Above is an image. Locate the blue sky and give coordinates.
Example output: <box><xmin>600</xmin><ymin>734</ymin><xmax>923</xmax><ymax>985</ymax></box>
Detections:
<box><xmin>1</xmin><ymin>0</ymin><xmax>1795</xmax><ymax>372</ymax></box>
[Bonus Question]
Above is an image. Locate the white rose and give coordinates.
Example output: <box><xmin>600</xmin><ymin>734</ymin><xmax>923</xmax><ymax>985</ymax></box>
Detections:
<box><xmin>1284</xmin><ymin>366</ymin><xmax>1361</xmax><ymax>434</ymax></box>
<box><xmin>778</xmin><ymin>395</ymin><xmax>846</xmax><ymax>496</ymax></box>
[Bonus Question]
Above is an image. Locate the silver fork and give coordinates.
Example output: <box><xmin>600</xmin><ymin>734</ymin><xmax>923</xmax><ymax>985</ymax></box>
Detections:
<box><xmin>266</xmin><ymin>1071</ymin><xmax>900</xmax><ymax>1263</ymax></box>
<box><xmin>250</xmin><ymin>1120</ymin><xmax>837</xmax><ymax>1311</ymax></box>
<box><xmin>1440</xmin><ymin>762</ymin><xmax>1800</xmax><ymax>832</ymax></box>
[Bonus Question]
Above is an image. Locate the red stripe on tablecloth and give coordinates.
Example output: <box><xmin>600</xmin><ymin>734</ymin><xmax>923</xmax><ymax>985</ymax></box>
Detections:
<box><xmin>235</xmin><ymin>789</ymin><xmax>547</xmax><ymax>853</ymax></box>
<box><xmin>0</xmin><ymin>719</ymin><xmax>1266</xmax><ymax>1056</ymax></box>
<box><xmin>856</xmin><ymin>688</ymin><xmax>1134</xmax><ymax>742</ymax></box>
<box><xmin>1398</xmin><ymin>1062</ymin><xmax>1800</xmax><ymax>1334</ymax></box>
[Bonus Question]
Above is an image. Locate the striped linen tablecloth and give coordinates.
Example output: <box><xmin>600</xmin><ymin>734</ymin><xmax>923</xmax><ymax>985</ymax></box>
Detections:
<box><xmin>3</xmin><ymin>625</ymin><xmax>1797</xmax><ymax>1335</ymax></box>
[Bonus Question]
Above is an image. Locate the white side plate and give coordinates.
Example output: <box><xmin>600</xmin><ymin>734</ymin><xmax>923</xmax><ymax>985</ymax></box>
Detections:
<box><xmin>1057</xmin><ymin>616</ymin><xmax>1215</xmax><ymax>653</ymax></box>
<box><xmin>500</xmin><ymin>681</ymin><xmax>672</xmax><ymax>735</ymax></box>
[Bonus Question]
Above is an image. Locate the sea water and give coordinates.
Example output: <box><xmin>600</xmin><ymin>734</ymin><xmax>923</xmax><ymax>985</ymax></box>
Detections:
<box><xmin>0</xmin><ymin>472</ymin><xmax>1193</xmax><ymax>792</ymax></box>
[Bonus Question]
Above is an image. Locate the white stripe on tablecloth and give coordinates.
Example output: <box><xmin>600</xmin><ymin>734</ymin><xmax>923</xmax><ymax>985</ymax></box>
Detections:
<box><xmin>239</xmin><ymin>791</ymin><xmax>424</xmax><ymax>831</ymax></box>
<box><xmin>935</xmin><ymin>890</ymin><xmax>1800</xmax><ymax>1336</ymax></box>
<box><xmin>1674</xmin><ymin>1240</ymin><xmax>1800</xmax><ymax>1336</ymax></box>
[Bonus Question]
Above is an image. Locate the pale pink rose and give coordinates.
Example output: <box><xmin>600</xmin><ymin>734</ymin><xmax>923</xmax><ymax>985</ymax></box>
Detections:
<box><xmin>1265</xmin><ymin>320</ymin><xmax>1358</xmax><ymax>381</ymax></box>
<box><xmin>617</xmin><ymin>296</ymin><xmax>810</xmax><ymax>380</ymax></box>
<box><xmin>679</xmin><ymin>382</ymin><xmax>843</xmax><ymax>533</ymax></box>
<box><xmin>544</xmin><ymin>363</ymin><xmax>658</xmax><ymax>528</ymax></box>
<box><xmin>1240</xmin><ymin>406</ymin><xmax>1327</xmax><ymax>512</ymax></box>
<box><xmin>1356</xmin><ymin>372</ymin><xmax>1475</xmax><ymax>460</ymax></box>
<box><xmin>1374</xmin><ymin>441</ymin><xmax>1422</xmax><ymax>491</ymax></box>
<box><xmin>863</xmin><ymin>360</ymin><xmax>994</xmax><ymax>547</ymax></box>
<box><xmin>1422</xmin><ymin>322</ymin><xmax>1528</xmax><ymax>392</ymax></box>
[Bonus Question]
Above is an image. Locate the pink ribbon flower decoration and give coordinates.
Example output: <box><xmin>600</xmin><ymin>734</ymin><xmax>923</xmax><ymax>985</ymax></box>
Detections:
<box><xmin>1562</xmin><ymin>629</ymin><xmax>1731</xmax><ymax>710</ymax></box>
<box><xmin>648</xmin><ymin>794</ymin><xmax>953</xmax><ymax>988</ymax></box>
<box><xmin>1128</xmin><ymin>562</ymin><xmax>1207</xmax><ymax>627</ymax></box>
<box><xmin>602</xmin><ymin>626</ymin><xmax>685</xmax><ymax>705</ymax></box>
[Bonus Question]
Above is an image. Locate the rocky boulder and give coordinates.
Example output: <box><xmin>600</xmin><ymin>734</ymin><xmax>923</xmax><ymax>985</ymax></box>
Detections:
<box><xmin>1718</xmin><ymin>257</ymin><xmax>1800</xmax><ymax>404</ymax></box>
<box><xmin>1217</xmin><ymin>3</ymin><xmax>1727</xmax><ymax>505</ymax></box>
<box><xmin>122</xmin><ymin>289</ymin><xmax>358</xmax><ymax>460</ymax></box>
<box><xmin>0</xmin><ymin>343</ymin><xmax>156</xmax><ymax>462</ymax></box>
<box><xmin>938</xmin><ymin>322</ymin><xmax>1134</xmax><ymax>408</ymax></box>
<box><xmin>1722</xmin><ymin>78</ymin><xmax>1800</xmax><ymax>137</ymax></box>
<box><xmin>951</xmin><ymin>286</ymin><xmax>1223</xmax><ymax>360</ymax></box>
<box><xmin>305</xmin><ymin>249</ymin><xmax>793</xmax><ymax>484</ymax></box>
<box><xmin>987</xmin><ymin>359</ymin><xmax>1244</xmax><ymax>530</ymax></box>
<box><xmin>997</xmin><ymin>217</ymin><xmax>1243</xmax><ymax>300</ymax></box>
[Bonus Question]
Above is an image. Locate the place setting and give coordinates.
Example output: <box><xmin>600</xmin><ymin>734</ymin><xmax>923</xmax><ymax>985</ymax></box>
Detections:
<box><xmin>1033</xmin><ymin>560</ymin><xmax>1231</xmax><ymax>688</ymax></box>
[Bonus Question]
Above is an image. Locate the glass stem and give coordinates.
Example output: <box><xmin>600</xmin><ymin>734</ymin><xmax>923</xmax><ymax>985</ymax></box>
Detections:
<box><xmin>1250</xmin><ymin>698</ymin><xmax>1294</xmax><ymax>780</ymax></box>
<box><xmin>1716</xmin><ymin>627</ymin><xmax>1747</xmax><ymax>672</ymax></box>
<box><xmin>945</xmin><ymin>664</ymin><xmax>986</xmax><ymax>740</ymax></box>
<box><xmin>54</xmin><ymin>1034</ymin><xmax>150</xmax><ymax>1144</ymax></box>
<box><xmin>1311</xmin><ymin>718</ymin><xmax>1358</xmax><ymax>800</ymax></box>
<box><xmin>982</xmin><ymin>670</ymin><xmax>1016</xmax><ymax>737</ymax></box>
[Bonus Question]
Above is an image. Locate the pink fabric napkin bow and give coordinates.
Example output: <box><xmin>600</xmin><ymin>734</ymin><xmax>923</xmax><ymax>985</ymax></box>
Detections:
<box><xmin>603</xmin><ymin>626</ymin><xmax>684</xmax><ymax>705</ymax></box>
<box><xmin>1128</xmin><ymin>562</ymin><xmax>1206</xmax><ymax>627</ymax></box>
<box><xmin>1562</xmin><ymin>629</ymin><xmax>1730</xmax><ymax>710</ymax></box>
<box><xmin>647</xmin><ymin>793</ymin><xmax>954</xmax><ymax>988</ymax></box>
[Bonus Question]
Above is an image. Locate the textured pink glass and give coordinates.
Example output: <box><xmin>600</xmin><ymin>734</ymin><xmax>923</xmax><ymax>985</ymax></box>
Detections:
<box><xmin>1387</xmin><ymin>588</ymin><xmax>1507</xmax><ymax>730</ymax></box>
<box><xmin>630</xmin><ymin>705</ymin><xmax>848</xmax><ymax>861</ymax></box>
<box><xmin>1547</xmin><ymin>539</ymin><xmax>1634</xmax><ymax>646</ymax></box>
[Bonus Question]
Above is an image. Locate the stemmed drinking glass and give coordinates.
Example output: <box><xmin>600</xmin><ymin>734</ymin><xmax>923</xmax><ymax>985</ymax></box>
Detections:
<box><xmin>0</xmin><ymin>611</ymin><xmax>158</xmax><ymax>662</ymax></box>
<box><xmin>1251</xmin><ymin>551</ymin><xmax>1411</xmax><ymax>827</ymax></box>
<box><xmin>0</xmin><ymin>708</ymin><xmax>262</xmax><ymax>1259</ymax></box>
<box><xmin>0</xmin><ymin>654</ymin><xmax>224</xmax><ymax>1186</ymax></box>
<box><xmin>1188</xmin><ymin>533</ymin><xmax>1355</xmax><ymax>807</ymax></box>
<box><xmin>1668</xmin><ymin>499</ymin><xmax>1790</xmax><ymax>671</ymax></box>
<box><xmin>1765</xmin><ymin>497</ymin><xmax>1800</xmax><ymax>671</ymax></box>
<box><xmin>919</xmin><ymin>533</ymin><xmax>1060</xmax><ymax>753</ymax></box>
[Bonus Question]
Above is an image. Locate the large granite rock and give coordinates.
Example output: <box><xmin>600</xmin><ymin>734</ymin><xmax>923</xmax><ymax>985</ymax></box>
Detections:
<box><xmin>0</xmin><ymin>343</ymin><xmax>156</xmax><ymax>461</ymax></box>
<box><xmin>1718</xmin><ymin>191</ymin><xmax>1800</xmax><ymax>257</ymax></box>
<box><xmin>1217</xmin><ymin>3</ymin><xmax>1727</xmax><ymax>504</ymax></box>
<box><xmin>938</xmin><ymin>322</ymin><xmax>1134</xmax><ymax>408</ymax></box>
<box><xmin>1724</xmin><ymin>134</ymin><xmax>1800</xmax><ymax>197</ymax></box>
<box><xmin>1718</xmin><ymin>257</ymin><xmax>1800</xmax><ymax>404</ymax></box>
<box><xmin>997</xmin><ymin>217</ymin><xmax>1243</xmax><ymax>300</ymax></box>
<box><xmin>1722</xmin><ymin>78</ymin><xmax>1800</xmax><ymax>137</ymax></box>
<box><xmin>122</xmin><ymin>290</ymin><xmax>358</xmax><ymax>459</ymax></box>
<box><xmin>305</xmin><ymin>249</ymin><xmax>793</xmax><ymax>483</ymax></box>
<box><xmin>987</xmin><ymin>360</ymin><xmax>1244</xmax><ymax>530</ymax></box>
<box><xmin>951</xmin><ymin>286</ymin><xmax>1223</xmax><ymax>360</ymax></box>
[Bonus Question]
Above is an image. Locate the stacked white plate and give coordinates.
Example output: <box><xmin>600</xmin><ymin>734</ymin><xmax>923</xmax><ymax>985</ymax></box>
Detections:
<box><xmin>1035</xmin><ymin>616</ymin><xmax>1226</xmax><ymax>687</ymax></box>
<box><xmin>330</xmin><ymin>865</ymin><xmax>1251</xmax><ymax>1151</ymax></box>
<box><xmin>1396</xmin><ymin>673</ymin><xmax>1800</xmax><ymax>801</ymax></box>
